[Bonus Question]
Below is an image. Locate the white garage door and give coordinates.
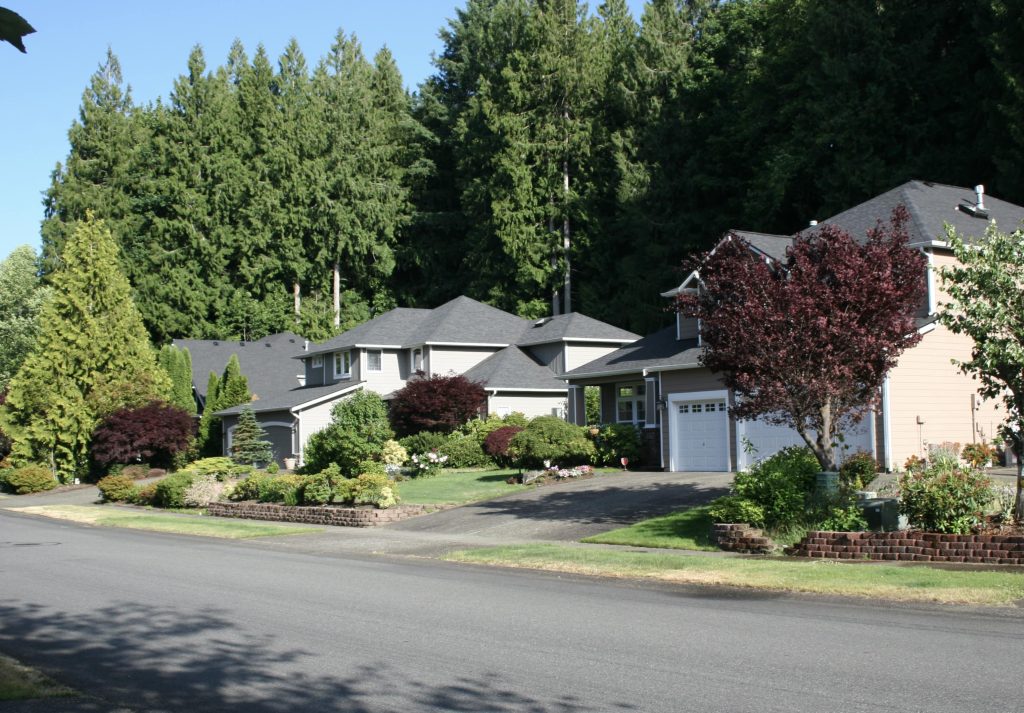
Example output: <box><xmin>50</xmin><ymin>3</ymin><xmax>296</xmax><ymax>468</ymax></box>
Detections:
<box><xmin>672</xmin><ymin>398</ymin><xmax>730</xmax><ymax>471</ymax></box>
<box><xmin>737</xmin><ymin>416</ymin><xmax>872</xmax><ymax>471</ymax></box>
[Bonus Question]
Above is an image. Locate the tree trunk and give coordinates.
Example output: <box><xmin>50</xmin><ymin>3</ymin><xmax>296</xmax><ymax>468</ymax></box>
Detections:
<box><xmin>562</xmin><ymin>156</ymin><xmax>571</xmax><ymax>314</ymax></box>
<box><xmin>815</xmin><ymin>402</ymin><xmax>837</xmax><ymax>471</ymax></box>
<box><xmin>332</xmin><ymin>262</ymin><xmax>340</xmax><ymax>328</ymax></box>
<box><xmin>549</xmin><ymin>215</ymin><xmax>560</xmax><ymax>316</ymax></box>
<box><xmin>293</xmin><ymin>281</ymin><xmax>301</xmax><ymax>316</ymax></box>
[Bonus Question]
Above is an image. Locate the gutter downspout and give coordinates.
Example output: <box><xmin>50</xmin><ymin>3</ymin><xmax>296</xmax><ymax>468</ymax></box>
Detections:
<box><xmin>882</xmin><ymin>377</ymin><xmax>893</xmax><ymax>472</ymax></box>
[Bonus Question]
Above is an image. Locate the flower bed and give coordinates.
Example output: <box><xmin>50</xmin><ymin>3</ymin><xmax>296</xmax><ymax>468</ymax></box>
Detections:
<box><xmin>785</xmin><ymin>530</ymin><xmax>1024</xmax><ymax>563</ymax></box>
<box><xmin>507</xmin><ymin>464</ymin><xmax>595</xmax><ymax>486</ymax></box>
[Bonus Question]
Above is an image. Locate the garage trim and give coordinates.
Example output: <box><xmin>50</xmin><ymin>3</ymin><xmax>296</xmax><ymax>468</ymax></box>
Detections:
<box><xmin>667</xmin><ymin>389</ymin><xmax>731</xmax><ymax>472</ymax></box>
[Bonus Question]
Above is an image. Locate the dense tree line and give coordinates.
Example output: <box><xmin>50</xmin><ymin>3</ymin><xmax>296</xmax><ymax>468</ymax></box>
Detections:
<box><xmin>38</xmin><ymin>0</ymin><xmax>1024</xmax><ymax>340</ymax></box>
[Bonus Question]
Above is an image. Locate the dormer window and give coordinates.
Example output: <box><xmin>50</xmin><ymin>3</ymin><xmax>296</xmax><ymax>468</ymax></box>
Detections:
<box><xmin>334</xmin><ymin>350</ymin><xmax>351</xmax><ymax>378</ymax></box>
<box><xmin>311</xmin><ymin>355</ymin><xmax>323</xmax><ymax>368</ymax></box>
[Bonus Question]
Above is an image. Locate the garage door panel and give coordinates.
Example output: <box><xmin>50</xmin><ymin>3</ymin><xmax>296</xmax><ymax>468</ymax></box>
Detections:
<box><xmin>672</xmin><ymin>398</ymin><xmax>729</xmax><ymax>472</ymax></box>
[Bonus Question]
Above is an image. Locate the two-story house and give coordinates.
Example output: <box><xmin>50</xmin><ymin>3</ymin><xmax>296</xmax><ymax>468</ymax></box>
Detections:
<box><xmin>212</xmin><ymin>296</ymin><xmax>637</xmax><ymax>466</ymax></box>
<box><xmin>564</xmin><ymin>181</ymin><xmax>1024</xmax><ymax>472</ymax></box>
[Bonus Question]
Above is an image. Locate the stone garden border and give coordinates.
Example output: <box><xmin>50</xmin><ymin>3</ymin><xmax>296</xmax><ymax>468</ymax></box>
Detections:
<box><xmin>207</xmin><ymin>501</ymin><xmax>430</xmax><ymax>528</ymax></box>
<box><xmin>786</xmin><ymin>530</ymin><xmax>1024</xmax><ymax>563</ymax></box>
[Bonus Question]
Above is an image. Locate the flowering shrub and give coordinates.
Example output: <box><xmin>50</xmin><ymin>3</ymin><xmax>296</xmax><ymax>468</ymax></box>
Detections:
<box><xmin>552</xmin><ymin>465</ymin><xmax>594</xmax><ymax>480</ymax></box>
<box><xmin>961</xmin><ymin>442</ymin><xmax>996</xmax><ymax>468</ymax></box>
<box><xmin>410</xmin><ymin>450</ymin><xmax>448</xmax><ymax>477</ymax></box>
<box><xmin>183</xmin><ymin>474</ymin><xmax>226</xmax><ymax>507</ymax></box>
<box><xmin>381</xmin><ymin>440</ymin><xmax>408</xmax><ymax>468</ymax></box>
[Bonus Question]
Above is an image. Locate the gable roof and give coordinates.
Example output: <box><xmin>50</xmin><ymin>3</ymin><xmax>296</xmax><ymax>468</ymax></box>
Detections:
<box><xmin>173</xmin><ymin>331</ymin><xmax>307</xmax><ymax>403</ymax></box>
<box><xmin>563</xmin><ymin>325</ymin><xmax>703</xmax><ymax>379</ymax></box>
<box><xmin>803</xmin><ymin>180</ymin><xmax>1024</xmax><ymax>246</ymax></box>
<box><xmin>517</xmin><ymin>312</ymin><xmax>640</xmax><ymax>347</ymax></box>
<box><xmin>463</xmin><ymin>346</ymin><xmax>567</xmax><ymax>391</ymax></box>
<box><xmin>216</xmin><ymin>381</ymin><xmax>364</xmax><ymax>416</ymax></box>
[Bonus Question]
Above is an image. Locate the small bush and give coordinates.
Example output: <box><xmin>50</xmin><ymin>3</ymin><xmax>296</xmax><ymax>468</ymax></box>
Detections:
<box><xmin>707</xmin><ymin>495</ymin><xmax>766</xmax><ymax>526</ymax></box>
<box><xmin>817</xmin><ymin>504</ymin><xmax>869</xmax><ymax>531</ymax></box>
<box><xmin>302</xmin><ymin>391</ymin><xmax>394</xmax><ymax>475</ymax></box>
<box><xmin>409</xmin><ymin>450</ymin><xmax>448</xmax><ymax>477</ymax></box>
<box><xmin>589</xmin><ymin>423</ymin><xmax>642</xmax><ymax>466</ymax></box>
<box><xmin>732</xmin><ymin>446</ymin><xmax>818</xmax><ymax>530</ymax></box>
<box><xmin>399</xmin><ymin>431</ymin><xmax>446</xmax><ymax>457</ymax></box>
<box><xmin>302</xmin><ymin>464</ymin><xmax>343</xmax><ymax>505</ymax></box>
<box><xmin>483</xmin><ymin>425</ymin><xmax>524</xmax><ymax>467</ymax></box>
<box><xmin>230</xmin><ymin>472</ymin><xmax>271</xmax><ymax>502</ymax></box>
<box><xmin>133</xmin><ymin>482</ymin><xmax>158</xmax><ymax>506</ymax></box>
<box><xmin>898</xmin><ymin>465</ymin><xmax>993</xmax><ymax>534</ymax></box>
<box><xmin>838</xmin><ymin>452</ymin><xmax>878</xmax><ymax>494</ymax></box>
<box><xmin>961</xmin><ymin>442</ymin><xmax>996</xmax><ymax>468</ymax></box>
<box><xmin>507</xmin><ymin>416</ymin><xmax>595</xmax><ymax>468</ymax></box>
<box><xmin>183</xmin><ymin>474</ymin><xmax>225</xmax><ymax>507</ymax></box>
<box><xmin>259</xmin><ymin>474</ymin><xmax>306</xmax><ymax>505</ymax></box>
<box><xmin>351</xmin><ymin>472</ymin><xmax>399</xmax><ymax>509</ymax></box>
<box><xmin>152</xmin><ymin>471</ymin><xmax>198</xmax><ymax>508</ymax></box>
<box><xmin>437</xmin><ymin>432</ymin><xmax>492</xmax><ymax>468</ymax></box>
<box><xmin>97</xmin><ymin>474</ymin><xmax>139</xmax><ymax>503</ymax></box>
<box><xmin>381</xmin><ymin>440</ymin><xmax>408</xmax><ymax>467</ymax></box>
<box><xmin>188</xmin><ymin>457</ymin><xmax>253</xmax><ymax>481</ymax></box>
<box><xmin>266</xmin><ymin>462</ymin><xmax>279</xmax><ymax>475</ymax></box>
<box><xmin>4</xmin><ymin>465</ymin><xmax>57</xmax><ymax>494</ymax></box>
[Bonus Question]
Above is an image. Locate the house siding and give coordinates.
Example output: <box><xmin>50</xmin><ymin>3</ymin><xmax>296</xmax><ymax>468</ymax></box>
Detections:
<box><xmin>361</xmin><ymin>348</ymin><xmax>407</xmax><ymax>397</ymax></box>
<box><xmin>428</xmin><ymin>346</ymin><xmax>500</xmax><ymax>376</ymax></box>
<box><xmin>488</xmin><ymin>393</ymin><xmax>566</xmax><ymax>419</ymax></box>
<box><xmin>677</xmin><ymin>315</ymin><xmax>699</xmax><ymax>340</ymax></box>
<box><xmin>223</xmin><ymin>409</ymin><xmax>297</xmax><ymax>468</ymax></box>
<box><xmin>528</xmin><ymin>342</ymin><xmax>564</xmax><ymax>373</ymax></box>
<box><xmin>885</xmin><ymin>323</ymin><xmax>1002</xmax><ymax>470</ymax></box>
<box><xmin>659</xmin><ymin>368</ymin><xmax>733</xmax><ymax>471</ymax></box>
<box><xmin>565</xmin><ymin>344</ymin><xmax>621</xmax><ymax>372</ymax></box>
<box><xmin>304</xmin><ymin>356</ymin><xmax>327</xmax><ymax>387</ymax></box>
<box><xmin>295</xmin><ymin>393</ymin><xmax>357</xmax><ymax>463</ymax></box>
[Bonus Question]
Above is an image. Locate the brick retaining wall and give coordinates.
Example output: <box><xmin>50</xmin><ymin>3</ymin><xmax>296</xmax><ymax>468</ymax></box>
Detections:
<box><xmin>786</xmin><ymin>530</ymin><xmax>1024</xmax><ymax>563</ymax></box>
<box><xmin>207</xmin><ymin>502</ymin><xmax>429</xmax><ymax>528</ymax></box>
<box><xmin>711</xmin><ymin>523</ymin><xmax>774</xmax><ymax>554</ymax></box>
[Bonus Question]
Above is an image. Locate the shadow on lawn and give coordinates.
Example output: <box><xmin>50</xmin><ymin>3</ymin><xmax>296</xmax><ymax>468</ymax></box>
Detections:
<box><xmin>0</xmin><ymin>601</ymin><xmax>624</xmax><ymax>713</ymax></box>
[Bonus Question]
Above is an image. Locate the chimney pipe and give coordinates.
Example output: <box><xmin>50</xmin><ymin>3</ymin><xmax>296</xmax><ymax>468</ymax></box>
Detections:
<box><xmin>975</xmin><ymin>184</ymin><xmax>985</xmax><ymax>210</ymax></box>
<box><xmin>809</xmin><ymin>220</ymin><xmax>818</xmax><ymax>227</ymax></box>
<box><xmin>303</xmin><ymin>340</ymin><xmax>309</xmax><ymax>351</ymax></box>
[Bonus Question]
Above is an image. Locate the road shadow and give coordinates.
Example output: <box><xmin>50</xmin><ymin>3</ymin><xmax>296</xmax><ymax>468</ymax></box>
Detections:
<box><xmin>0</xmin><ymin>601</ymin><xmax>634</xmax><ymax>713</ymax></box>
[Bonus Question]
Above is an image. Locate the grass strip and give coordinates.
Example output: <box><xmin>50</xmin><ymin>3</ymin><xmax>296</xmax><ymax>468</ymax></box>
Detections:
<box><xmin>0</xmin><ymin>653</ymin><xmax>76</xmax><ymax>701</ymax></box>
<box><xmin>12</xmin><ymin>504</ymin><xmax>321</xmax><ymax>539</ymax></box>
<box><xmin>445</xmin><ymin>543</ymin><xmax>1024</xmax><ymax>606</ymax></box>
<box><xmin>581</xmin><ymin>506</ymin><xmax>718</xmax><ymax>551</ymax></box>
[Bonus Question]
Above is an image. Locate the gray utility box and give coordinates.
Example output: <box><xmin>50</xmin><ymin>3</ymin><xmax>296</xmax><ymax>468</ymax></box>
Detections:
<box><xmin>858</xmin><ymin>497</ymin><xmax>907</xmax><ymax>531</ymax></box>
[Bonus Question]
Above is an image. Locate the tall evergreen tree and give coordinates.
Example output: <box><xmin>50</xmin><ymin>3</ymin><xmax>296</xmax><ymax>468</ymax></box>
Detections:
<box><xmin>158</xmin><ymin>344</ymin><xmax>196</xmax><ymax>414</ymax></box>
<box><xmin>230</xmin><ymin>405</ymin><xmax>274</xmax><ymax>466</ymax></box>
<box><xmin>0</xmin><ymin>216</ymin><xmax>169</xmax><ymax>481</ymax></box>
<box><xmin>0</xmin><ymin>246</ymin><xmax>51</xmax><ymax>391</ymax></box>
<box><xmin>197</xmin><ymin>354</ymin><xmax>250</xmax><ymax>456</ymax></box>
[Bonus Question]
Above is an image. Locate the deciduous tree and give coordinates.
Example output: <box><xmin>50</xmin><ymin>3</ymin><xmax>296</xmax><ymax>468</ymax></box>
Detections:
<box><xmin>678</xmin><ymin>207</ymin><xmax>926</xmax><ymax>471</ymax></box>
<box><xmin>0</xmin><ymin>246</ymin><xmax>51</xmax><ymax>391</ymax></box>
<box><xmin>389</xmin><ymin>374</ymin><xmax>487</xmax><ymax>437</ymax></box>
<box><xmin>91</xmin><ymin>401</ymin><xmax>195</xmax><ymax>469</ymax></box>
<box><xmin>939</xmin><ymin>223</ymin><xmax>1024</xmax><ymax>519</ymax></box>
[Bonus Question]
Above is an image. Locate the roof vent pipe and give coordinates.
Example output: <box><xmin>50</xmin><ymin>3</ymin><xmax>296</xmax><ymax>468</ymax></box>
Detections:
<box><xmin>809</xmin><ymin>220</ymin><xmax>818</xmax><ymax>226</ymax></box>
<box><xmin>975</xmin><ymin>184</ymin><xmax>986</xmax><ymax>210</ymax></box>
<box><xmin>303</xmin><ymin>340</ymin><xmax>309</xmax><ymax>351</ymax></box>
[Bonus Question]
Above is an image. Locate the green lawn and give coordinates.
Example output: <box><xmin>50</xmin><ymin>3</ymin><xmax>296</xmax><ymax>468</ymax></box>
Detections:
<box><xmin>445</xmin><ymin>544</ymin><xmax>1024</xmax><ymax>606</ymax></box>
<box><xmin>581</xmin><ymin>506</ymin><xmax>717</xmax><ymax>551</ymax></box>
<box><xmin>0</xmin><ymin>653</ymin><xmax>76</xmax><ymax>701</ymax></box>
<box><xmin>398</xmin><ymin>469</ymin><xmax>525</xmax><ymax>505</ymax></box>
<box><xmin>12</xmin><ymin>504</ymin><xmax>321</xmax><ymax>539</ymax></box>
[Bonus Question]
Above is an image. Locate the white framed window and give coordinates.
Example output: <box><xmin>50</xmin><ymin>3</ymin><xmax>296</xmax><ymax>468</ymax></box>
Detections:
<box><xmin>311</xmin><ymin>355</ymin><xmax>323</xmax><ymax>368</ymax></box>
<box><xmin>411</xmin><ymin>348</ymin><xmax>423</xmax><ymax>372</ymax></box>
<box><xmin>333</xmin><ymin>350</ymin><xmax>351</xmax><ymax>378</ymax></box>
<box><xmin>616</xmin><ymin>383</ymin><xmax>646</xmax><ymax>425</ymax></box>
<box><xmin>367</xmin><ymin>349</ymin><xmax>382</xmax><ymax>372</ymax></box>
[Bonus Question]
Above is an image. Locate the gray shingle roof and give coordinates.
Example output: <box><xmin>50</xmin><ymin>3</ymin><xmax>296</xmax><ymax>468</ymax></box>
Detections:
<box><xmin>304</xmin><ymin>308</ymin><xmax>429</xmax><ymax>356</ymax></box>
<box><xmin>462</xmin><ymin>346</ymin><xmax>567</xmax><ymax>391</ymax></box>
<box><xmin>564</xmin><ymin>326</ymin><xmax>704</xmax><ymax>379</ymax></box>
<box><xmin>217</xmin><ymin>381</ymin><xmax>363</xmax><ymax>416</ymax></box>
<box><xmin>732</xmin><ymin>230</ymin><xmax>792</xmax><ymax>261</ymax></box>
<box><xmin>173</xmin><ymin>331</ymin><xmax>307</xmax><ymax>404</ymax></box>
<box><xmin>516</xmin><ymin>312</ymin><xmax>639</xmax><ymax>347</ymax></box>
<box><xmin>803</xmin><ymin>180</ymin><xmax>1024</xmax><ymax>245</ymax></box>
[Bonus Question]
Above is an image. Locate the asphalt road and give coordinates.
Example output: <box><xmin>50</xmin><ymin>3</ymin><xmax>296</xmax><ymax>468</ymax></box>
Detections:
<box><xmin>2</xmin><ymin>511</ymin><xmax>1022</xmax><ymax>713</ymax></box>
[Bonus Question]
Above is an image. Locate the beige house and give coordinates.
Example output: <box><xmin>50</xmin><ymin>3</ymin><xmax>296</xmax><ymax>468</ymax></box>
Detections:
<box><xmin>564</xmin><ymin>181</ymin><xmax>1024</xmax><ymax>472</ymax></box>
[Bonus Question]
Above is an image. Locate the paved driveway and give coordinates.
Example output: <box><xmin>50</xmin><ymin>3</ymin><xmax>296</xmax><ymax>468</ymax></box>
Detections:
<box><xmin>390</xmin><ymin>470</ymin><xmax>731</xmax><ymax>541</ymax></box>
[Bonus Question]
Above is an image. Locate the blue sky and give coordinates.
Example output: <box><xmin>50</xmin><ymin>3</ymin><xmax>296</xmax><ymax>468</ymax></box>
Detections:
<box><xmin>1</xmin><ymin>1</ymin><xmax>645</xmax><ymax>263</ymax></box>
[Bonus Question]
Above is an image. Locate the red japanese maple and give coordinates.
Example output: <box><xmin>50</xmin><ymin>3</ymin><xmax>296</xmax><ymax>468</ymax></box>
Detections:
<box><xmin>677</xmin><ymin>206</ymin><xmax>926</xmax><ymax>470</ymax></box>
<box><xmin>91</xmin><ymin>400</ymin><xmax>195</xmax><ymax>469</ymax></box>
<box><xmin>389</xmin><ymin>373</ymin><xmax>487</xmax><ymax>437</ymax></box>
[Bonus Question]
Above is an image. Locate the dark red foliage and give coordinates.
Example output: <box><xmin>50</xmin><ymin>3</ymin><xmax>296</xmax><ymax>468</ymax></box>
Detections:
<box><xmin>483</xmin><ymin>425</ymin><xmax>524</xmax><ymax>460</ymax></box>
<box><xmin>389</xmin><ymin>374</ymin><xmax>487</xmax><ymax>437</ymax></box>
<box><xmin>677</xmin><ymin>206</ymin><xmax>926</xmax><ymax>469</ymax></box>
<box><xmin>91</xmin><ymin>400</ymin><xmax>196</xmax><ymax>469</ymax></box>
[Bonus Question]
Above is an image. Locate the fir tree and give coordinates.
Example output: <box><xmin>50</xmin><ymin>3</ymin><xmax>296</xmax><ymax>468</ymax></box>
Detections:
<box><xmin>158</xmin><ymin>344</ymin><xmax>196</xmax><ymax>414</ymax></box>
<box><xmin>197</xmin><ymin>355</ymin><xmax>250</xmax><ymax>456</ymax></box>
<box><xmin>196</xmin><ymin>371</ymin><xmax>221</xmax><ymax>455</ymax></box>
<box><xmin>0</xmin><ymin>216</ymin><xmax>169</xmax><ymax>481</ymax></box>
<box><xmin>230</xmin><ymin>405</ymin><xmax>274</xmax><ymax>466</ymax></box>
<box><xmin>0</xmin><ymin>246</ymin><xmax>51</xmax><ymax>391</ymax></box>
